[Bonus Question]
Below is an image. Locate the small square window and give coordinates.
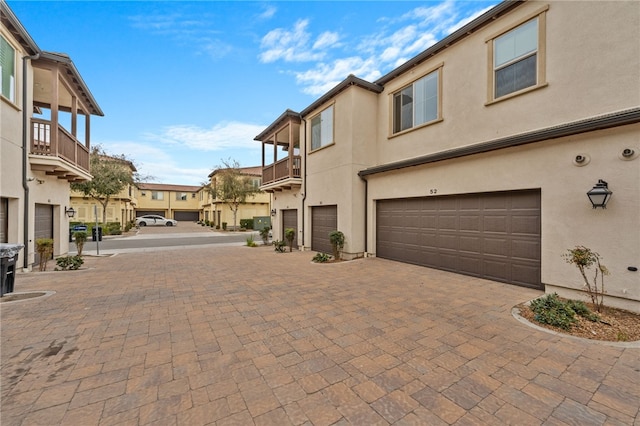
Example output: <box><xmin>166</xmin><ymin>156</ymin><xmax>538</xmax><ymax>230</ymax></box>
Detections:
<box><xmin>392</xmin><ymin>69</ymin><xmax>440</xmax><ymax>134</ymax></box>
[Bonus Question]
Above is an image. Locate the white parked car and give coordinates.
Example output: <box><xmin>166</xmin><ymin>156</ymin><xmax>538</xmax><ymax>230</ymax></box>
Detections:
<box><xmin>135</xmin><ymin>215</ymin><xmax>177</xmax><ymax>227</ymax></box>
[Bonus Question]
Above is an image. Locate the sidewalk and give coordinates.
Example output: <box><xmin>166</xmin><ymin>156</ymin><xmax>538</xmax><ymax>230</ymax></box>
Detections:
<box><xmin>2</xmin><ymin>245</ymin><xmax>638</xmax><ymax>425</ymax></box>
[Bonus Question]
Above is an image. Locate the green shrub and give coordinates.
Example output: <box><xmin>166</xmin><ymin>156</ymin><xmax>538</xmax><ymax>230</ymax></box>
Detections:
<box><xmin>73</xmin><ymin>231</ymin><xmax>88</xmax><ymax>255</ymax></box>
<box><xmin>55</xmin><ymin>255</ymin><xmax>84</xmax><ymax>271</ymax></box>
<box><xmin>528</xmin><ymin>293</ymin><xmax>599</xmax><ymax>330</ymax></box>
<box><xmin>222</xmin><ymin>222</ymin><xmax>227</xmax><ymax>231</ymax></box>
<box><xmin>285</xmin><ymin>228</ymin><xmax>295</xmax><ymax>252</ymax></box>
<box><xmin>329</xmin><ymin>230</ymin><xmax>345</xmax><ymax>260</ymax></box>
<box><xmin>240</xmin><ymin>219</ymin><xmax>254</xmax><ymax>230</ymax></box>
<box><xmin>246</xmin><ymin>235</ymin><xmax>257</xmax><ymax>247</ymax></box>
<box><xmin>312</xmin><ymin>253</ymin><xmax>332</xmax><ymax>263</ymax></box>
<box><xmin>273</xmin><ymin>240</ymin><xmax>286</xmax><ymax>253</ymax></box>
<box><xmin>35</xmin><ymin>238</ymin><xmax>54</xmax><ymax>271</ymax></box>
<box><xmin>259</xmin><ymin>226</ymin><xmax>271</xmax><ymax>245</ymax></box>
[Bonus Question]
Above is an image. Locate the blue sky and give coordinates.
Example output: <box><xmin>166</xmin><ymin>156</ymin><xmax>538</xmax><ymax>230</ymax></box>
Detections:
<box><xmin>10</xmin><ymin>0</ymin><xmax>496</xmax><ymax>185</ymax></box>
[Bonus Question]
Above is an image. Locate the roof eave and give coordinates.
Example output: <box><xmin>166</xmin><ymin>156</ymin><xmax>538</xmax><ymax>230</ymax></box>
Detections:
<box><xmin>299</xmin><ymin>74</ymin><xmax>383</xmax><ymax>117</ymax></box>
<box><xmin>0</xmin><ymin>0</ymin><xmax>40</xmax><ymax>55</ymax></box>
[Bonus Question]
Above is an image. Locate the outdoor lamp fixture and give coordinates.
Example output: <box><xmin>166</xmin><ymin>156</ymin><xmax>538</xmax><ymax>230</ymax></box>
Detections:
<box><xmin>587</xmin><ymin>179</ymin><xmax>612</xmax><ymax>209</ymax></box>
<box><xmin>65</xmin><ymin>207</ymin><xmax>76</xmax><ymax>218</ymax></box>
<box><xmin>270</xmin><ymin>209</ymin><xmax>276</xmax><ymax>217</ymax></box>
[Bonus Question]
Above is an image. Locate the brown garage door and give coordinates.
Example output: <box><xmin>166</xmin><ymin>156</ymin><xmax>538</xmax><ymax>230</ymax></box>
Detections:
<box><xmin>376</xmin><ymin>190</ymin><xmax>541</xmax><ymax>289</ymax></box>
<box><xmin>174</xmin><ymin>211</ymin><xmax>199</xmax><ymax>221</ymax></box>
<box><xmin>34</xmin><ymin>203</ymin><xmax>53</xmax><ymax>265</ymax></box>
<box><xmin>312</xmin><ymin>205</ymin><xmax>337</xmax><ymax>254</ymax></box>
<box><xmin>282</xmin><ymin>209</ymin><xmax>298</xmax><ymax>249</ymax></box>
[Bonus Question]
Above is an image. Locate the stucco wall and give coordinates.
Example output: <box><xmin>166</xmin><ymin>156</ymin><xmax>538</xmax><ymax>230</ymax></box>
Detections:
<box><xmin>375</xmin><ymin>1</ymin><xmax>640</xmax><ymax>164</ymax></box>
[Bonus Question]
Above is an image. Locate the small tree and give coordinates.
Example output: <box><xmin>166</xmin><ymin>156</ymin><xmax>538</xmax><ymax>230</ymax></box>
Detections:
<box><xmin>285</xmin><ymin>228</ymin><xmax>295</xmax><ymax>252</ymax></box>
<box><xmin>563</xmin><ymin>245</ymin><xmax>608</xmax><ymax>312</ymax></box>
<box><xmin>71</xmin><ymin>146</ymin><xmax>141</xmax><ymax>224</ymax></box>
<box><xmin>73</xmin><ymin>231</ymin><xmax>88</xmax><ymax>256</ymax></box>
<box><xmin>35</xmin><ymin>238</ymin><xmax>54</xmax><ymax>271</ymax></box>
<box><xmin>329</xmin><ymin>231</ymin><xmax>345</xmax><ymax>261</ymax></box>
<box><xmin>207</xmin><ymin>159</ymin><xmax>260</xmax><ymax>232</ymax></box>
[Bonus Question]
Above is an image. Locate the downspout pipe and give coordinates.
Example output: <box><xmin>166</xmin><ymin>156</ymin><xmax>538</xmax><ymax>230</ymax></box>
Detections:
<box><xmin>22</xmin><ymin>53</ymin><xmax>40</xmax><ymax>269</ymax></box>
<box><xmin>358</xmin><ymin>172</ymin><xmax>368</xmax><ymax>256</ymax></box>
<box><xmin>301</xmin><ymin>118</ymin><xmax>307</xmax><ymax>248</ymax></box>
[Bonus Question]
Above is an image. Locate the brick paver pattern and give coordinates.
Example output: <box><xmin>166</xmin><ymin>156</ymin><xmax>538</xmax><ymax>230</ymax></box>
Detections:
<box><xmin>1</xmin><ymin>245</ymin><xmax>638</xmax><ymax>425</ymax></box>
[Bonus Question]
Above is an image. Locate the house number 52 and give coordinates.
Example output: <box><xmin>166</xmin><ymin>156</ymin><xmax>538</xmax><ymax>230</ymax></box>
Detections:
<box><xmin>429</xmin><ymin>189</ymin><xmax>438</xmax><ymax>195</ymax></box>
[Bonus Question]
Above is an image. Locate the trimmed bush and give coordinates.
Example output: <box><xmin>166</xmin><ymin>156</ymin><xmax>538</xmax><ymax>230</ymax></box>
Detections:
<box><xmin>240</xmin><ymin>219</ymin><xmax>254</xmax><ymax>230</ymax></box>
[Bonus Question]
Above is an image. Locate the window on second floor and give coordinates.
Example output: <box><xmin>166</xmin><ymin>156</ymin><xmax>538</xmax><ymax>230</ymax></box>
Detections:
<box><xmin>1</xmin><ymin>35</ymin><xmax>16</xmax><ymax>103</ymax></box>
<box><xmin>176</xmin><ymin>192</ymin><xmax>187</xmax><ymax>201</ymax></box>
<box><xmin>151</xmin><ymin>191</ymin><xmax>163</xmax><ymax>200</ymax></box>
<box><xmin>488</xmin><ymin>7</ymin><xmax>547</xmax><ymax>103</ymax></box>
<box><xmin>392</xmin><ymin>68</ymin><xmax>440</xmax><ymax>134</ymax></box>
<box><xmin>310</xmin><ymin>105</ymin><xmax>334</xmax><ymax>151</ymax></box>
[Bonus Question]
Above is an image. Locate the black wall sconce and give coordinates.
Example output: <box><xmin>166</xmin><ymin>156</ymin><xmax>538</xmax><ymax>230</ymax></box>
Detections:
<box><xmin>587</xmin><ymin>179</ymin><xmax>612</xmax><ymax>209</ymax></box>
<box><xmin>270</xmin><ymin>209</ymin><xmax>276</xmax><ymax>217</ymax></box>
<box><xmin>65</xmin><ymin>207</ymin><xmax>76</xmax><ymax>218</ymax></box>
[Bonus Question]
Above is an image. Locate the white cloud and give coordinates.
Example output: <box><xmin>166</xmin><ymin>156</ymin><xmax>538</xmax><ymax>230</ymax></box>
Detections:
<box><xmin>257</xmin><ymin>4</ymin><xmax>277</xmax><ymax>21</ymax></box>
<box><xmin>265</xmin><ymin>1</ymin><xmax>497</xmax><ymax>96</ymax></box>
<box><xmin>313</xmin><ymin>31</ymin><xmax>341</xmax><ymax>50</ymax></box>
<box><xmin>145</xmin><ymin>121</ymin><xmax>266</xmax><ymax>151</ymax></box>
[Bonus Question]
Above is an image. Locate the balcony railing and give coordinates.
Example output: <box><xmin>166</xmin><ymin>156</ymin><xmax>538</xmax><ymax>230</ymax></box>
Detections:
<box><xmin>31</xmin><ymin>119</ymin><xmax>90</xmax><ymax>172</ymax></box>
<box><xmin>262</xmin><ymin>155</ymin><xmax>301</xmax><ymax>185</ymax></box>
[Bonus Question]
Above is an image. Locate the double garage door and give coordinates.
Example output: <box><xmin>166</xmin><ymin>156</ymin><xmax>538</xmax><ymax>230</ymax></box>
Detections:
<box><xmin>376</xmin><ymin>190</ymin><xmax>541</xmax><ymax>289</ymax></box>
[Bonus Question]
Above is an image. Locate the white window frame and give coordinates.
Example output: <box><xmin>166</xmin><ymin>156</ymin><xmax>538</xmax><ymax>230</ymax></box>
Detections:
<box><xmin>310</xmin><ymin>105</ymin><xmax>334</xmax><ymax>151</ymax></box>
<box><xmin>486</xmin><ymin>6</ymin><xmax>548</xmax><ymax>104</ymax></box>
<box><xmin>176</xmin><ymin>192</ymin><xmax>187</xmax><ymax>201</ymax></box>
<box><xmin>1</xmin><ymin>35</ymin><xmax>16</xmax><ymax>103</ymax></box>
<box><xmin>391</xmin><ymin>64</ymin><xmax>443</xmax><ymax>136</ymax></box>
<box><xmin>151</xmin><ymin>191</ymin><xmax>164</xmax><ymax>200</ymax></box>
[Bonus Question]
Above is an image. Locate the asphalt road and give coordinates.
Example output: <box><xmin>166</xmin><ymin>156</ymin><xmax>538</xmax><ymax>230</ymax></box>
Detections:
<box><xmin>72</xmin><ymin>222</ymin><xmax>259</xmax><ymax>255</ymax></box>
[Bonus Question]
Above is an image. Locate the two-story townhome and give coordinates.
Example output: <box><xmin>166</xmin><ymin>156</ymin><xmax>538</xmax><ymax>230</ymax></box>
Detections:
<box><xmin>1</xmin><ymin>1</ymin><xmax>104</xmax><ymax>269</ymax></box>
<box><xmin>136</xmin><ymin>183</ymin><xmax>201</xmax><ymax>221</ymax></box>
<box><xmin>257</xmin><ymin>0</ymin><xmax>639</xmax><ymax>312</ymax></box>
<box><xmin>204</xmin><ymin>166</ymin><xmax>270</xmax><ymax>229</ymax></box>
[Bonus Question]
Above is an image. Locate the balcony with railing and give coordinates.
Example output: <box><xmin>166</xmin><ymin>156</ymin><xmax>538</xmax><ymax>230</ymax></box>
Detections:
<box><xmin>29</xmin><ymin>118</ymin><xmax>91</xmax><ymax>181</ymax></box>
<box><xmin>255</xmin><ymin>110</ymin><xmax>302</xmax><ymax>192</ymax></box>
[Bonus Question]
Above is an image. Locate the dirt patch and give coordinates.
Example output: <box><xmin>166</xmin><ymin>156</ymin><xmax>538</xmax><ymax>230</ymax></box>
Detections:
<box><xmin>517</xmin><ymin>300</ymin><xmax>640</xmax><ymax>342</ymax></box>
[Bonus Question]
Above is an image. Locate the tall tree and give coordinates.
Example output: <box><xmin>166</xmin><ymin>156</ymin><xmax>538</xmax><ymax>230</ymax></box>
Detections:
<box><xmin>208</xmin><ymin>159</ymin><xmax>260</xmax><ymax>231</ymax></box>
<box><xmin>71</xmin><ymin>146</ymin><xmax>139</xmax><ymax>224</ymax></box>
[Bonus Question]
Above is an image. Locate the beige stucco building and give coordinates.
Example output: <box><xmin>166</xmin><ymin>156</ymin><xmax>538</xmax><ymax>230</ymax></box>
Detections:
<box><xmin>136</xmin><ymin>183</ymin><xmax>201</xmax><ymax>221</ymax></box>
<box><xmin>1</xmin><ymin>1</ymin><xmax>103</xmax><ymax>268</ymax></box>
<box><xmin>201</xmin><ymin>166</ymin><xmax>270</xmax><ymax>229</ymax></box>
<box><xmin>256</xmin><ymin>1</ymin><xmax>640</xmax><ymax>312</ymax></box>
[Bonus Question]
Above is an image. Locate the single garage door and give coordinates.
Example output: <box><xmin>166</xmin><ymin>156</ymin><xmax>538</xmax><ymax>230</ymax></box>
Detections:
<box><xmin>282</xmin><ymin>209</ymin><xmax>298</xmax><ymax>249</ymax></box>
<box><xmin>34</xmin><ymin>203</ymin><xmax>53</xmax><ymax>265</ymax></box>
<box><xmin>312</xmin><ymin>205</ymin><xmax>337</xmax><ymax>254</ymax></box>
<box><xmin>377</xmin><ymin>190</ymin><xmax>541</xmax><ymax>289</ymax></box>
<box><xmin>174</xmin><ymin>211</ymin><xmax>199</xmax><ymax>221</ymax></box>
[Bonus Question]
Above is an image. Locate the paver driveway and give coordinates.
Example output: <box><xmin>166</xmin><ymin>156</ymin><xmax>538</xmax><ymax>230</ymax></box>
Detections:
<box><xmin>1</xmin><ymin>245</ymin><xmax>638</xmax><ymax>425</ymax></box>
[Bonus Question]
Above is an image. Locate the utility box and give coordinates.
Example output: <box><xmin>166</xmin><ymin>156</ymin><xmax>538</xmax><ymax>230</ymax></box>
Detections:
<box><xmin>253</xmin><ymin>216</ymin><xmax>271</xmax><ymax>231</ymax></box>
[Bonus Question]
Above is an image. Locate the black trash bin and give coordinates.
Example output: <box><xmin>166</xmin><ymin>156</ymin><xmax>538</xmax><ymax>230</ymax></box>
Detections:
<box><xmin>0</xmin><ymin>244</ymin><xmax>24</xmax><ymax>297</ymax></box>
<box><xmin>92</xmin><ymin>226</ymin><xmax>103</xmax><ymax>242</ymax></box>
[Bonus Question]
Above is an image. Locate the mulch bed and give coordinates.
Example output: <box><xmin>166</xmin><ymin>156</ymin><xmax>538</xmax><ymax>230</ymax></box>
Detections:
<box><xmin>517</xmin><ymin>300</ymin><xmax>640</xmax><ymax>342</ymax></box>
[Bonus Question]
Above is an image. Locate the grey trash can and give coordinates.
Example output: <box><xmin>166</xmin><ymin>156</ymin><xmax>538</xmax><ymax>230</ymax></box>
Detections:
<box><xmin>0</xmin><ymin>244</ymin><xmax>24</xmax><ymax>297</ymax></box>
